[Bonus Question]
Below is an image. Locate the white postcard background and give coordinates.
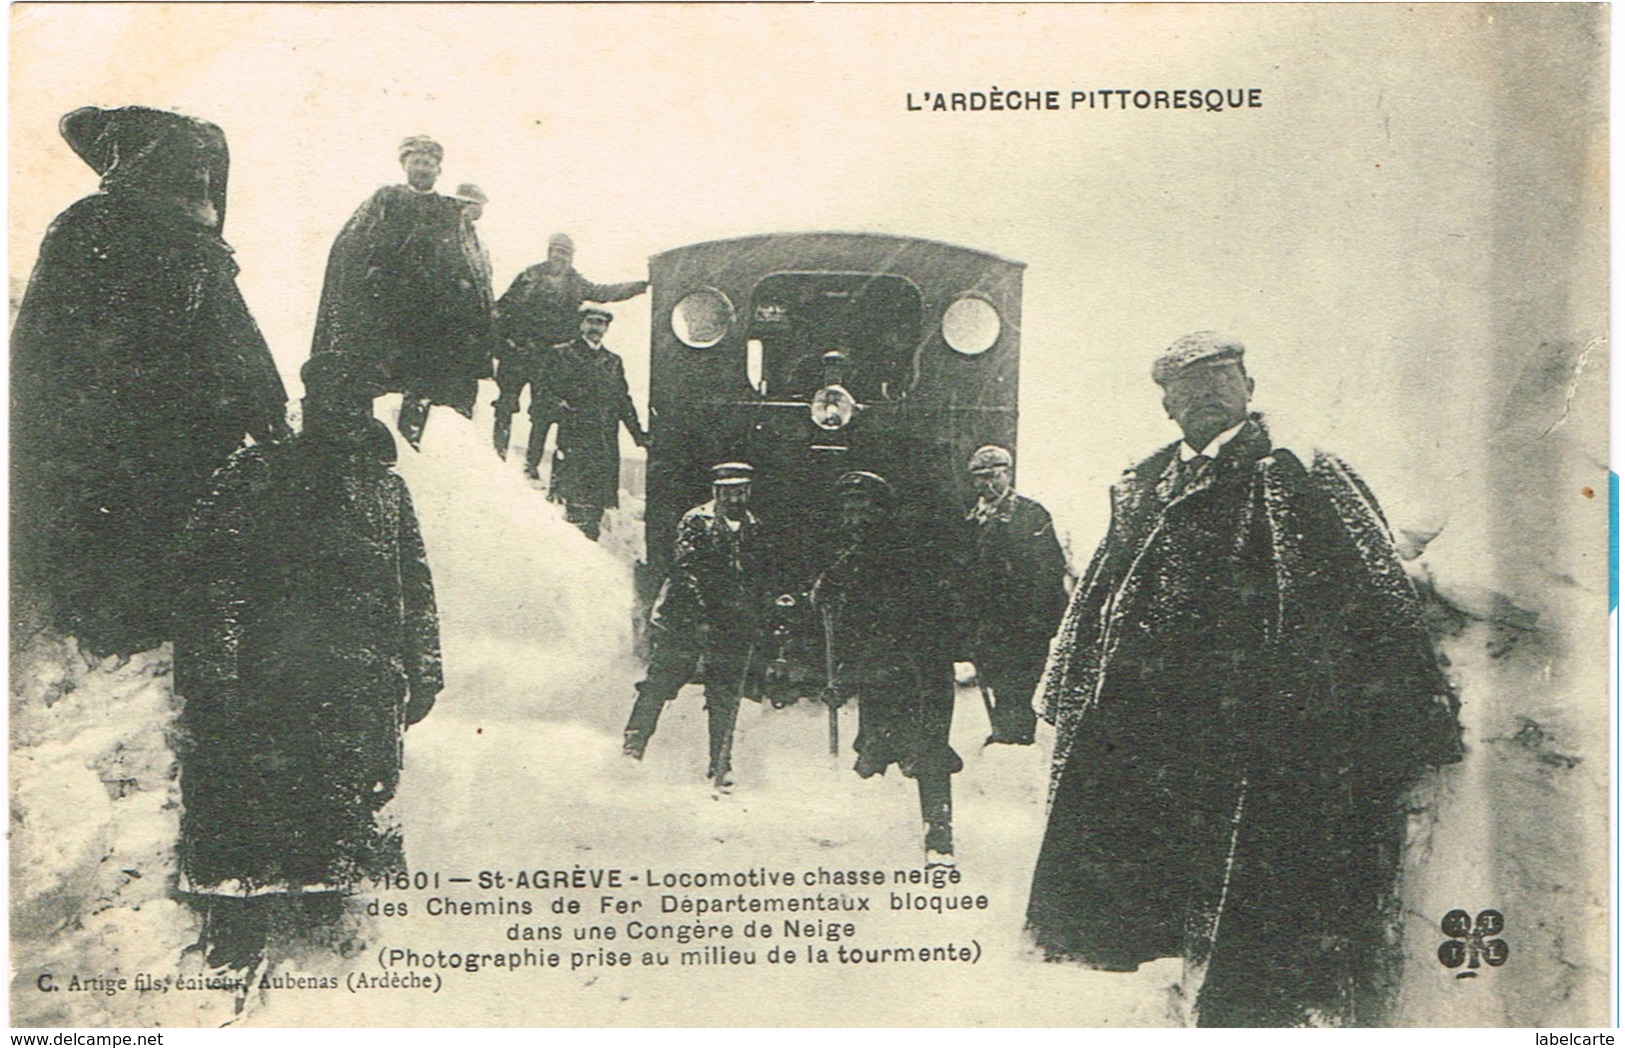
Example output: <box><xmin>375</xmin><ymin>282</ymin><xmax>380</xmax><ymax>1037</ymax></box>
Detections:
<box><xmin>8</xmin><ymin>3</ymin><xmax>1611</xmax><ymax>1028</ymax></box>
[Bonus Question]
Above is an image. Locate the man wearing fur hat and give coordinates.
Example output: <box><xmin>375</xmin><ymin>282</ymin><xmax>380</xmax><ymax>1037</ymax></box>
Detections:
<box><xmin>490</xmin><ymin>232</ymin><xmax>649</xmax><ymax>459</ymax></box>
<box><xmin>1026</xmin><ymin>332</ymin><xmax>1462</xmax><ymax>1025</ymax></box>
<box><xmin>310</xmin><ymin>135</ymin><xmax>494</xmax><ymax>448</ymax></box>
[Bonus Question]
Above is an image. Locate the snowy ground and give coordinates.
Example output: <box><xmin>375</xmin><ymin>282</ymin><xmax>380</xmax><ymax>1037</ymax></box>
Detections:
<box><xmin>8</xmin><ymin>396</ymin><xmax>1609</xmax><ymax>1028</ymax></box>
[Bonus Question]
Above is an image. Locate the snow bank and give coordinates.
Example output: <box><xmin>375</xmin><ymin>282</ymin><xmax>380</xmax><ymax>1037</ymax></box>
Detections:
<box><xmin>9</xmin><ymin>375</ymin><xmax>1608</xmax><ymax>1026</ymax></box>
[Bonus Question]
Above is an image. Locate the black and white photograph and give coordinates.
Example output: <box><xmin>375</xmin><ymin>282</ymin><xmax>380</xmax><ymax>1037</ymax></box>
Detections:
<box><xmin>7</xmin><ymin>2</ymin><xmax>1610</xmax><ymax>1030</ymax></box>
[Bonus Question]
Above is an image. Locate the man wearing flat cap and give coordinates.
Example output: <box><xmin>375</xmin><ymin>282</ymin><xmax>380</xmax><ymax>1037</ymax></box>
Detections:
<box><xmin>960</xmin><ymin>445</ymin><xmax>1068</xmax><ymax>746</ymax></box>
<box><xmin>623</xmin><ymin>462</ymin><xmax>764</xmax><ymax>788</ymax></box>
<box><xmin>813</xmin><ymin>470</ymin><xmax>961</xmax><ymax>863</ymax></box>
<box><xmin>1026</xmin><ymin>332</ymin><xmax>1462</xmax><ymax>1025</ymax></box>
<box><xmin>453</xmin><ymin>183</ymin><xmax>494</xmax><ymax>300</ymax></box>
<box><xmin>491</xmin><ymin>232</ymin><xmax>650</xmax><ymax>460</ymax></box>
<box><xmin>172</xmin><ymin>352</ymin><xmax>441</xmax><ymax>970</ymax></box>
<box><xmin>530</xmin><ymin>306</ymin><xmax>649</xmax><ymax>539</ymax></box>
<box><xmin>311</xmin><ymin>135</ymin><xmax>494</xmax><ymax>448</ymax></box>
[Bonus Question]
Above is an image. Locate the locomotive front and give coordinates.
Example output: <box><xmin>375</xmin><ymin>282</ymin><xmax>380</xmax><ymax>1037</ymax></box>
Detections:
<box><xmin>643</xmin><ymin>232</ymin><xmax>1024</xmax><ymax>691</ymax></box>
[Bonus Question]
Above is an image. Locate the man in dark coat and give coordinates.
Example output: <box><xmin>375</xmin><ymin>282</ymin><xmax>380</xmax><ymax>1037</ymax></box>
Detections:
<box><xmin>491</xmin><ymin>232</ymin><xmax>648</xmax><ymax>458</ymax></box>
<box><xmin>1026</xmin><ymin>333</ymin><xmax>1463</xmax><ymax>1026</ymax></box>
<box><xmin>172</xmin><ymin>353</ymin><xmax>442</xmax><ymax>970</ymax></box>
<box><xmin>310</xmin><ymin>135</ymin><xmax>493</xmax><ymax>448</ymax></box>
<box><xmin>961</xmin><ymin>444</ymin><xmax>1068</xmax><ymax>746</ymax></box>
<box><xmin>814</xmin><ymin>471</ymin><xmax>962</xmax><ymax>863</ymax></box>
<box><xmin>534</xmin><ymin>307</ymin><xmax>649</xmax><ymax>539</ymax></box>
<box><xmin>11</xmin><ymin>105</ymin><xmax>289</xmax><ymax>660</ymax></box>
<box><xmin>623</xmin><ymin>462</ymin><xmax>763</xmax><ymax>788</ymax></box>
<box><xmin>452</xmin><ymin>183</ymin><xmax>493</xmax><ymax>294</ymax></box>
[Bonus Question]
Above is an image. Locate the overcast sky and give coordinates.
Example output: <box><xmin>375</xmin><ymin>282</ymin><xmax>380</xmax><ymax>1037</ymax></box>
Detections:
<box><xmin>9</xmin><ymin>3</ymin><xmax>1608</xmax><ymax>553</ymax></box>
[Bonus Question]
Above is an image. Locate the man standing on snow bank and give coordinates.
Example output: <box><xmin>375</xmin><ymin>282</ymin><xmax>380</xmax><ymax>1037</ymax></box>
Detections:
<box><xmin>11</xmin><ymin>105</ymin><xmax>289</xmax><ymax>661</ymax></box>
<box><xmin>533</xmin><ymin>306</ymin><xmax>648</xmax><ymax>539</ymax></box>
<box><xmin>173</xmin><ymin>353</ymin><xmax>442</xmax><ymax>971</ymax></box>
<box><xmin>623</xmin><ymin>462</ymin><xmax>763</xmax><ymax>789</ymax></box>
<box><xmin>1026</xmin><ymin>332</ymin><xmax>1462</xmax><ymax>1025</ymax></box>
<box><xmin>453</xmin><ymin>183</ymin><xmax>494</xmax><ymax>296</ymax></box>
<box><xmin>310</xmin><ymin>135</ymin><xmax>493</xmax><ymax>449</ymax></box>
<box><xmin>491</xmin><ymin>232</ymin><xmax>648</xmax><ymax>459</ymax></box>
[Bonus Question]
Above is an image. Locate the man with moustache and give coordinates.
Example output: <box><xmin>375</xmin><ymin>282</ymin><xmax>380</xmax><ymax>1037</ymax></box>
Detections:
<box><xmin>1026</xmin><ymin>332</ymin><xmax>1462</xmax><ymax>1026</ymax></box>
<box><xmin>622</xmin><ymin>462</ymin><xmax>763</xmax><ymax>789</ymax></box>
<box><xmin>531</xmin><ymin>306</ymin><xmax>648</xmax><ymax>538</ymax></box>
<box><xmin>960</xmin><ymin>444</ymin><xmax>1068</xmax><ymax>746</ymax></box>
<box><xmin>310</xmin><ymin>135</ymin><xmax>493</xmax><ymax>448</ymax></box>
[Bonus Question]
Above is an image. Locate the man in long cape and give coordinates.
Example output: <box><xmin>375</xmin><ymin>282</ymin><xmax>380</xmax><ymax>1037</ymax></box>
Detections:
<box><xmin>11</xmin><ymin>105</ymin><xmax>289</xmax><ymax>659</ymax></box>
<box><xmin>310</xmin><ymin>135</ymin><xmax>493</xmax><ymax>447</ymax></box>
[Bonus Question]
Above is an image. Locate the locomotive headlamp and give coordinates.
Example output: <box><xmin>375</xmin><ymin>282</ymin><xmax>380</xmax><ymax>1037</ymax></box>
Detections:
<box><xmin>942</xmin><ymin>295</ymin><xmax>1001</xmax><ymax>355</ymax></box>
<box><xmin>811</xmin><ymin>384</ymin><xmax>857</xmax><ymax>430</ymax></box>
<box><xmin>671</xmin><ymin>288</ymin><xmax>734</xmax><ymax>349</ymax></box>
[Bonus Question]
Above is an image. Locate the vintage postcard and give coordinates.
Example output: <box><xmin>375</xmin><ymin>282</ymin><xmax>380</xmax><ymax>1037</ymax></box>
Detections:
<box><xmin>8</xmin><ymin>3</ymin><xmax>1610</xmax><ymax>1029</ymax></box>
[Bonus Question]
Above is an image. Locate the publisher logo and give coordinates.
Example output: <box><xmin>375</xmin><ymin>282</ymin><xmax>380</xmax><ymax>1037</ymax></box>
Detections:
<box><xmin>1437</xmin><ymin>908</ymin><xmax>1508</xmax><ymax>978</ymax></box>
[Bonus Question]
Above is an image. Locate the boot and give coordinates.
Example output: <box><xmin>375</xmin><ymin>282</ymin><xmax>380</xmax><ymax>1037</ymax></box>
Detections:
<box><xmin>917</xmin><ymin>771</ymin><xmax>954</xmax><ymax>865</ymax></box>
<box><xmin>986</xmin><ymin>705</ymin><xmax>1036</xmax><ymax>746</ymax></box>
<box><xmin>706</xmin><ymin>698</ymin><xmax>740</xmax><ymax>788</ymax></box>
<box><xmin>853</xmin><ymin>749</ymin><xmax>890</xmax><ymax>779</ymax></box>
<box><xmin>492</xmin><ymin>413</ymin><xmax>513</xmax><ymax>459</ymax></box>
<box><xmin>524</xmin><ymin>419</ymin><xmax>548</xmax><ymax>480</ymax></box>
<box><xmin>623</xmin><ymin>689</ymin><xmax>666</xmax><ymax>760</ymax></box>
<box><xmin>397</xmin><ymin>396</ymin><xmax>430</xmax><ymax>450</ymax></box>
<box><xmin>566</xmin><ymin>506</ymin><xmax>603</xmax><ymax>542</ymax></box>
<box><xmin>202</xmin><ymin>896</ymin><xmax>270</xmax><ymax>972</ymax></box>
<box><xmin>301</xmin><ymin>891</ymin><xmax>347</xmax><ymax>924</ymax></box>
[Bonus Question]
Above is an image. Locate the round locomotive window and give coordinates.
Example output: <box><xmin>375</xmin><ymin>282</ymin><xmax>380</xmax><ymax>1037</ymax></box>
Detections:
<box><xmin>671</xmin><ymin>288</ymin><xmax>734</xmax><ymax>349</ymax></box>
<box><xmin>941</xmin><ymin>296</ymin><xmax>1001</xmax><ymax>356</ymax></box>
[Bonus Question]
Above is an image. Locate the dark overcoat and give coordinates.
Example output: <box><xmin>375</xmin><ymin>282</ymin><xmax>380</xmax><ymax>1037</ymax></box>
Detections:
<box><xmin>649</xmin><ymin>500</ymin><xmax>764</xmax><ymax>646</ymax></box>
<box><xmin>541</xmin><ymin>338</ymin><xmax>645</xmax><ymax>509</ymax></box>
<box><xmin>813</xmin><ymin>528</ymin><xmax>959</xmax><ymax>776</ymax></box>
<box><xmin>11</xmin><ymin>106</ymin><xmax>288</xmax><ymax>658</ymax></box>
<box><xmin>962</xmin><ymin>491</ymin><xmax>1068</xmax><ymax>677</ymax></box>
<box><xmin>172</xmin><ymin>434</ymin><xmax>442</xmax><ymax>895</ymax></box>
<box><xmin>1028</xmin><ymin>416</ymin><xmax>1462</xmax><ymax>1026</ymax></box>
<box><xmin>495</xmin><ymin>264</ymin><xmax>646</xmax><ymax>350</ymax></box>
<box><xmin>310</xmin><ymin>185</ymin><xmax>493</xmax><ymax>415</ymax></box>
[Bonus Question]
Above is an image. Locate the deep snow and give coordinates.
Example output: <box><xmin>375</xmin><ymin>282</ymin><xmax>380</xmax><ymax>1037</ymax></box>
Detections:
<box><xmin>8</xmin><ymin>391</ymin><xmax>1609</xmax><ymax>1028</ymax></box>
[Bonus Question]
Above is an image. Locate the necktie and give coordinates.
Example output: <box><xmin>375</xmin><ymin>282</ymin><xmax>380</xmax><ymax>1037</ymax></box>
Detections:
<box><xmin>1177</xmin><ymin>453</ymin><xmax>1214</xmax><ymax>496</ymax></box>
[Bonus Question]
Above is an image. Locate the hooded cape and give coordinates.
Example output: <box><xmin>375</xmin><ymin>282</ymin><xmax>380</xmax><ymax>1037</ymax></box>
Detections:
<box><xmin>11</xmin><ymin>105</ymin><xmax>287</xmax><ymax>657</ymax></box>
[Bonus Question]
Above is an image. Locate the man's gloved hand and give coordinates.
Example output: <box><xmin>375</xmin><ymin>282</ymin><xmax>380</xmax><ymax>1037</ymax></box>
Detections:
<box><xmin>405</xmin><ymin>687</ymin><xmax>439</xmax><ymax>727</ymax></box>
